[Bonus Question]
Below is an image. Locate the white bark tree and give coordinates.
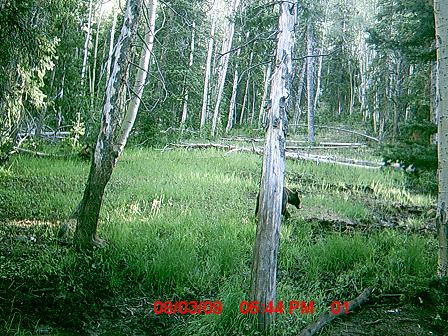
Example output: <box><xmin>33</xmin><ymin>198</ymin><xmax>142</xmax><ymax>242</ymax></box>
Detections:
<box><xmin>74</xmin><ymin>0</ymin><xmax>143</xmax><ymax>250</ymax></box>
<box><xmin>116</xmin><ymin>0</ymin><xmax>157</xmax><ymax>156</ymax></box>
<box><xmin>200</xmin><ymin>19</ymin><xmax>216</xmax><ymax>130</ymax></box>
<box><xmin>210</xmin><ymin>0</ymin><xmax>240</xmax><ymax>136</ymax></box>
<box><xmin>434</xmin><ymin>0</ymin><xmax>448</xmax><ymax>277</ymax></box>
<box><xmin>258</xmin><ymin>62</ymin><xmax>272</xmax><ymax>127</ymax></box>
<box><xmin>180</xmin><ymin>21</ymin><xmax>196</xmax><ymax>129</ymax></box>
<box><xmin>251</xmin><ymin>0</ymin><xmax>297</xmax><ymax>331</ymax></box>
<box><xmin>306</xmin><ymin>17</ymin><xmax>316</xmax><ymax>144</ymax></box>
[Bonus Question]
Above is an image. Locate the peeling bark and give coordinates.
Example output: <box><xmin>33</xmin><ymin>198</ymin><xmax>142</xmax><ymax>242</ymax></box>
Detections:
<box><xmin>250</xmin><ymin>1</ymin><xmax>297</xmax><ymax>331</ymax></box>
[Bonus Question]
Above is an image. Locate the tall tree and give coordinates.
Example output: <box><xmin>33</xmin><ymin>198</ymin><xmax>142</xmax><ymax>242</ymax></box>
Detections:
<box><xmin>434</xmin><ymin>0</ymin><xmax>448</xmax><ymax>277</ymax></box>
<box><xmin>117</xmin><ymin>0</ymin><xmax>157</xmax><ymax>155</ymax></box>
<box><xmin>74</xmin><ymin>0</ymin><xmax>143</xmax><ymax>250</ymax></box>
<box><xmin>251</xmin><ymin>0</ymin><xmax>297</xmax><ymax>331</ymax></box>
<box><xmin>306</xmin><ymin>17</ymin><xmax>316</xmax><ymax>144</ymax></box>
<box><xmin>210</xmin><ymin>0</ymin><xmax>240</xmax><ymax>137</ymax></box>
<box><xmin>200</xmin><ymin>19</ymin><xmax>216</xmax><ymax>130</ymax></box>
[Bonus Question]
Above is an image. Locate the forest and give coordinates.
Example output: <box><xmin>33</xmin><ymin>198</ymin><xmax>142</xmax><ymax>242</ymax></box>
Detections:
<box><xmin>0</xmin><ymin>0</ymin><xmax>448</xmax><ymax>335</ymax></box>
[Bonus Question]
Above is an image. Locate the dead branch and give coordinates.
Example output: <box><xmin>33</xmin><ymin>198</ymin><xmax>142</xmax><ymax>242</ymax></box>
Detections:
<box><xmin>168</xmin><ymin>142</ymin><xmax>382</xmax><ymax>169</ymax></box>
<box><xmin>290</xmin><ymin>124</ymin><xmax>380</xmax><ymax>142</ymax></box>
<box><xmin>13</xmin><ymin>147</ymin><xmax>76</xmax><ymax>158</ymax></box>
<box><xmin>299</xmin><ymin>287</ymin><xmax>374</xmax><ymax>336</ymax></box>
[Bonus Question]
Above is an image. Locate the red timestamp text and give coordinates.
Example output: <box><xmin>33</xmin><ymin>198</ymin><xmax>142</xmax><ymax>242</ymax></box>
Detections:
<box><xmin>153</xmin><ymin>300</ymin><xmax>222</xmax><ymax>315</ymax></box>
<box><xmin>238</xmin><ymin>300</ymin><xmax>350</xmax><ymax>315</ymax></box>
<box><xmin>239</xmin><ymin>300</ymin><xmax>315</xmax><ymax>315</ymax></box>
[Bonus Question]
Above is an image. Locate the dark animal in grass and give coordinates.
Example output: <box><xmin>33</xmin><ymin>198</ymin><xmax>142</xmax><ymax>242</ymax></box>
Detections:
<box><xmin>255</xmin><ymin>187</ymin><xmax>301</xmax><ymax>219</ymax></box>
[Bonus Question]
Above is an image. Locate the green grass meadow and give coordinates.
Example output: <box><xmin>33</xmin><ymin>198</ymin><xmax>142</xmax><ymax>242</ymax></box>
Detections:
<box><xmin>0</xmin><ymin>148</ymin><xmax>440</xmax><ymax>335</ymax></box>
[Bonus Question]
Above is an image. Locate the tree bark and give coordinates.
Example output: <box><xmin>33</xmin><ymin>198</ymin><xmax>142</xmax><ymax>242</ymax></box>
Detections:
<box><xmin>200</xmin><ymin>19</ymin><xmax>216</xmax><ymax>130</ymax></box>
<box><xmin>74</xmin><ymin>0</ymin><xmax>142</xmax><ymax>250</ymax></box>
<box><xmin>180</xmin><ymin>21</ymin><xmax>196</xmax><ymax>129</ymax></box>
<box><xmin>434</xmin><ymin>0</ymin><xmax>448</xmax><ymax>277</ymax></box>
<box><xmin>226</xmin><ymin>57</ymin><xmax>240</xmax><ymax>132</ymax></box>
<box><xmin>116</xmin><ymin>0</ymin><xmax>157</xmax><ymax>156</ymax></box>
<box><xmin>106</xmin><ymin>0</ymin><xmax>118</xmax><ymax>84</ymax></box>
<box><xmin>293</xmin><ymin>61</ymin><xmax>306</xmax><ymax>131</ymax></box>
<box><xmin>258</xmin><ymin>62</ymin><xmax>272</xmax><ymax>127</ymax></box>
<box><xmin>210</xmin><ymin>0</ymin><xmax>240</xmax><ymax>136</ymax></box>
<box><xmin>250</xmin><ymin>1</ymin><xmax>296</xmax><ymax>331</ymax></box>
<box><xmin>306</xmin><ymin>18</ymin><xmax>316</xmax><ymax>144</ymax></box>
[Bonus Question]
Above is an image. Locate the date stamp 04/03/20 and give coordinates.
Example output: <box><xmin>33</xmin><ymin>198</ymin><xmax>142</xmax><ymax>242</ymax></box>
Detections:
<box><xmin>149</xmin><ymin>300</ymin><xmax>349</xmax><ymax>316</ymax></box>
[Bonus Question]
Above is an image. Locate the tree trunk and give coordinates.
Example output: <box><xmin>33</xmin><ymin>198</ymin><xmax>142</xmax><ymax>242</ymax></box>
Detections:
<box><xmin>314</xmin><ymin>46</ymin><xmax>323</xmax><ymax>110</ymax></box>
<box><xmin>239</xmin><ymin>49</ymin><xmax>254</xmax><ymax>125</ymax></box>
<box><xmin>210</xmin><ymin>0</ymin><xmax>240</xmax><ymax>137</ymax></box>
<box><xmin>81</xmin><ymin>0</ymin><xmax>93</xmax><ymax>88</ymax></box>
<box><xmin>74</xmin><ymin>0</ymin><xmax>142</xmax><ymax>250</ymax></box>
<box><xmin>116</xmin><ymin>0</ymin><xmax>157</xmax><ymax>156</ymax></box>
<box><xmin>180</xmin><ymin>21</ymin><xmax>196</xmax><ymax>129</ymax></box>
<box><xmin>251</xmin><ymin>1</ymin><xmax>296</xmax><ymax>331</ymax></box>
<box><xmin>306</xmin><ymin>18</ymin><xmax>315</xmax><ymax>144</ymax></box>
<box><xmin>90</xmin><ymin>9</ymin><xmax>103</xmax><ymax>111</ymax></box>
<box><xmin>106</xmin><ymin>0</ymin><xmax>118</xmax><ymax>84</ymax></box>
<box><xmin>434</xmin><ymin>0</ymin><xmax>448</xmax><ymax>277</ymax></box>
<box><xmin>293</xmin><ymin>61</ymin><xmax>306</xmax><ymax>131</ymax></box>
<box><xmin>200</xmin><ymin>19</ymin><xmax>216</xmax><ymax>130</ymax></box>
<box><xmin>258</xmin><ymin>62</ymin><xmax>272</xmax><ymax>127</ymax></box>
<box><xmin>226</xmin><ymin>47</ymin><xmax>241</xmax><ymax>133</ymax></box>
<box><xmin>250</xmin><ymin>80</ymin><xmax>256</xmax><ymax>126</ymax></box>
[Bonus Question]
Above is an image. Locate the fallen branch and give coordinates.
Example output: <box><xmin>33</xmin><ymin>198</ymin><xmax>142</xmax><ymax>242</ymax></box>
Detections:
<box><xmin>290</xmin><ymin>124</ymin><xmax>380</xmax><ymax>142</ymax></box>
<box><xmin>13</xmin><ymin>147</ymin><xmax>76</xmax><ymax>158</ymax></box>
<box><xmin>168</xmin><ymin>142</ymin><xmax>382</xmax><ymax>169</ymax></box>
<box><xmin>299</xmin><ymin>287</ymin><xmax>373</xmax><ymax>336</ymax></box>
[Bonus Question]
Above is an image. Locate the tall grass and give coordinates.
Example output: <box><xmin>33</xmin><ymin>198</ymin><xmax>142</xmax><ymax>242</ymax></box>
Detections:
<box><xmin>0</xmin><ymin>148</ymin><xmax>437</xmax><ymax>335</ymax></box>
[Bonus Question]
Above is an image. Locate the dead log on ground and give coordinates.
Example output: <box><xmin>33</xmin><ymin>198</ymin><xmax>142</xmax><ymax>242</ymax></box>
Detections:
<box><xmin>299</xmin><ymin>287</ymin><xmax>374</xmax><ymax>336</ymax></box>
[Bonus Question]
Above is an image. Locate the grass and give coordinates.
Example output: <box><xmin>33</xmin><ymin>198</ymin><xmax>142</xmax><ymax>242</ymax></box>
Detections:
<box><xmin>0</xmin><ymin>147</ymin><xmax>439</xmax><ymax>335</ymax></box>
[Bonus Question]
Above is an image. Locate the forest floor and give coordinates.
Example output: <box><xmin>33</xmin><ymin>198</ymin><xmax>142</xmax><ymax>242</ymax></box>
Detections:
<box><xmin>0</xmin><ymin>134</ymin><xmax>447</xmax><ymax>335</ymax></box>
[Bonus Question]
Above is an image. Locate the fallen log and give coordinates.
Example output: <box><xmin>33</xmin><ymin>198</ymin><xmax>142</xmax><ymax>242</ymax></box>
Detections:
<box><xmin>290</xmin><ymin>124</ymin><xmax>380</xmax><ymax>142</ymax></box>
<box><xmin>299</xmin><ymin>287</ymin><xmax>374</xmax><ymax>336</ymax></box>
<box><xmin>169</xmin><ymin>142</ymin><xmax>382</xmax><ymax>169</ymax></box>
<box><xmin>13</xmin><ymin>147</ymin><xmax>77</xmax><ymax>158</ymax></box>
<box><xmin>222</xmin><ymin>137</ymin><xmax>368</xmax><ymax>147</ymax></box>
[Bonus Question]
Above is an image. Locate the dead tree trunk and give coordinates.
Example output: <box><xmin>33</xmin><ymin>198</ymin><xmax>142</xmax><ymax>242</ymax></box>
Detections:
<box><xmin>180</xmin><ymin>21</ymin><xmax>196</xmax><ymax>129</ymax></box>
<box><xmin>258</xmin><ymin>62</ymin><xmax>272</xmax><ymax>127</ymax></box>
<box><xmin>210</xmin><ymin>0</ymin><xmax>240</xmax><ymax>136</ymax></box>
<box><xmin>200</xmin><ymin>19</ymin><xmax>216</xmax><ymax>130</ymax></box>
<box><xmin>434</xmin><ymin>0</ymin><xmax>448</xmax><ymax>277</ymax></box>
<box><xmin>306</xmin><ymin>18</ymin><xmax>316</xmax><ymax>144</ymax></box>
<box><xmin>251</xmin><ymin>1</ymin><xmax>296</xmax><ymax>331</ymax></box>
<box><xmin>74</xmin><ymin>0</ymin><xmax>142</xmax><ymax>250</ymax></box>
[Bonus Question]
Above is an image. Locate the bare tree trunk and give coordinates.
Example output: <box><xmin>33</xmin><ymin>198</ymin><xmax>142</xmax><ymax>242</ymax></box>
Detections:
<box><xmin>116</xmin><ymin>0</ymin><xmax>157</xmax><ymax>156</ymax></box>
<box><xmin>251</xmin><ymin>1</ymin><xmax>296</xmax><ymax>331</ymax></box>
<box><xmin>434</xmin><ymin>0</ymin><xmax>448</xmax><ymax>277</ymax></box>
<box><xmin>250</xmin><ymin>80</ymin><xmax>256</xmax><ymax>126</ymax></box>
<box><xmin>74</xmin><ymin>0</ymin><xmax>142</xmax><ymax>250</ymax></box>
<box><xmin>106</xmin><ymin>0</ymin><xmax>118</xmax><ymax>84</ymax></box>
<box><xmin>90</xmin><ymin>9</ymin><xmax>104</xmax><ymax>111</ymax></box>
<box><xmin>81</xmin><ymin>0</ymin><xmax>93</xmax><ymax>87</ymax></box>
<box><xmin>293</xmin><ymin>61</ymin><xmax>306</xmax><ymax>131</ymax></box>
<box><xmin>210</xmin><ymin>0</ymin><xmax>240</xmax><ymax>136</ymax></box>
<box><xmin>226</xmin><ymin>42</ymin><xmax>242</xmax><ymax>133</ymax></box>
<box><xmin>314</xmin><ymin>46</ymin><xmax>323</xmax><ymax>109</ymax></box>
<box><xmin>239</xmin><ymin>49</ymin><xmax>254</xmax><ymax>125</ymax></box>
<box><xmin>306</xmin><ymin>18</ymin><xmax>316</xmax><ymax>144</ymax></box>
<box><xmin>200</xmin><ymin>19</ymin><xmax>216</xmax><ymax>130</ymax></box>
<box><xmin>180</xmin><ymin>21</ymin><xmax>196</xmax><ymax>129</ymax></box>
<box><xmin>258</xmin><ymin>62</ymin><xmax>272</xmax><ymax>127</ymax></box>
